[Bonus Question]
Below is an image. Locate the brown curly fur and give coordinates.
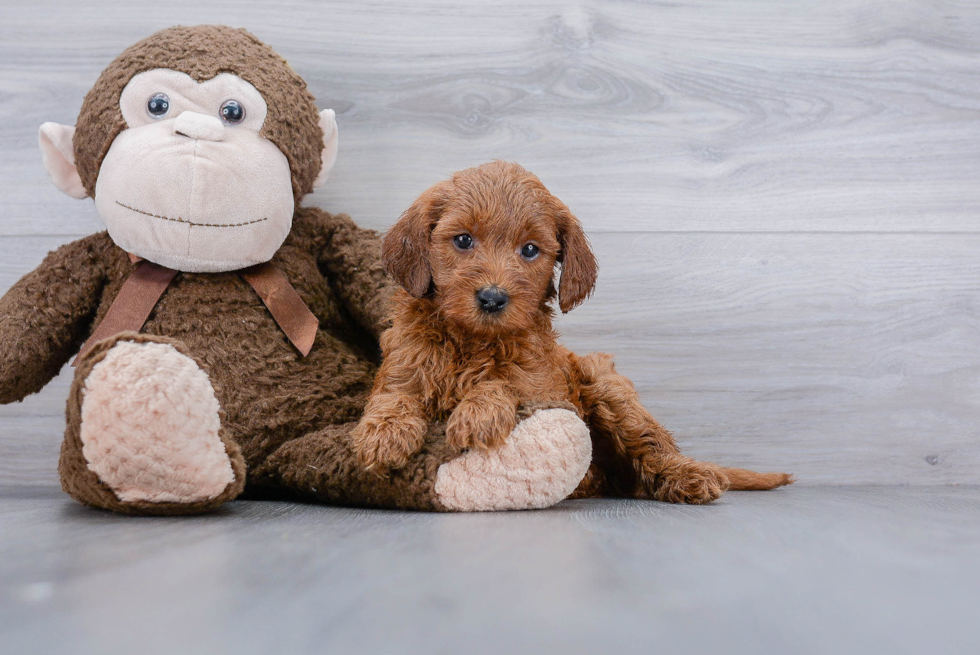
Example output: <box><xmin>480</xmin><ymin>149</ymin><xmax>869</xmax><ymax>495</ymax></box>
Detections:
<box><xmin>354</xmin><ymin>161</ymin><xmax>793</xmax><ymax>504</ymax></box>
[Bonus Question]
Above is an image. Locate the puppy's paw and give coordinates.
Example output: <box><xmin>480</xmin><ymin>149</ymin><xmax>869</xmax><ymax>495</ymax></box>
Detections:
<box><xmin>352</xmin><ymin>414</ymin><xmax>427</xmax><ymax>474</ymax></box>
<box><xmin>641</xmin><ymin>456</ymin><xmax>730</xmax><ymax>505</ymax></box>
<box><xmin>446</xmin><ymin>399</ymin><xmax>518</xmax><ymax>452</ymax></box>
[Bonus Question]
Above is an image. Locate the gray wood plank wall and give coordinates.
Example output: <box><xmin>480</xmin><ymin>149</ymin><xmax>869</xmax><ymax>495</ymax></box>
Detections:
<box><xmin>1</xmin><ymin>0</ymin><xmax>978</xmax><ymax>487</ymax></box>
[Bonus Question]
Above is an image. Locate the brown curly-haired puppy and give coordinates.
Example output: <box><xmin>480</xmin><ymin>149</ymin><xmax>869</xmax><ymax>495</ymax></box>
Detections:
<box><xmin>353</xmin><ymin>161</ymin><xmax>792</xmax><ymax>504</ymax></box>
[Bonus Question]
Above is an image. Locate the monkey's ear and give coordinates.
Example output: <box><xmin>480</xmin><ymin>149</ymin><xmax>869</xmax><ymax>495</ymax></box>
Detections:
<box><xmin>382</xmin><ymin>180</ymin><xmax>452</xmax><ymax>297</ymax></box>
<box><xmin>313</xmin><ymin>109</ymin><xmax>339</xmax><ymax>188</ymax></box>
<box><xmin>39</xmin><ymin>122</ymin><xmax>87</xmax><ymax>199</ymax></box>
<box><xmin>555</xmin><ymin>202</ymin><xmax>598</xmax><ymax>313</ymax></box>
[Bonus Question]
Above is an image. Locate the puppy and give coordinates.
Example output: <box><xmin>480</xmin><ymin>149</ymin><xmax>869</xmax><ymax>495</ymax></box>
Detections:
<box><xmin>353</xmin><ymin>161</ymin><xmax>792</xmax><ymax>504</ymax></box>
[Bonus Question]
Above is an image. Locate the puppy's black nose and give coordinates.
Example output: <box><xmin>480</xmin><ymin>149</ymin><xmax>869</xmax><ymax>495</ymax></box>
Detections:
<box><xmin>476</xmin><ymin>286</ymin><xmax>509</xmax><ymax>313</ymax></box>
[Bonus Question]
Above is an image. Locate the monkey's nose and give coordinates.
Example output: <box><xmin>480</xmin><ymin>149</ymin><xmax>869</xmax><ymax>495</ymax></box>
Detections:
<box><xmin>173</xmin><ymin>112</ymin><xmax>225</xmax><ymax>142</ymax></box>
<box><xmin>476</xmin><ymin>286</ymin><xmax>509</xmax><ymax>313</ymax></box>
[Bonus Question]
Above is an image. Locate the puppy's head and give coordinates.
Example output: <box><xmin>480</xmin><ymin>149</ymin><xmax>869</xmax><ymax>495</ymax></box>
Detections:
<box><xmin>382</xmin><ymin>161</ymin><xmax>598</xmax><ymax>334</ymax></box>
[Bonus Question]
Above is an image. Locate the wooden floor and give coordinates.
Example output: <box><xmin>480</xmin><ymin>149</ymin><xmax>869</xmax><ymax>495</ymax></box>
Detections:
<box><xmin>1</xmin><ymin>486</ymin><xmax>978</xmax><ymax>655</ymax></box>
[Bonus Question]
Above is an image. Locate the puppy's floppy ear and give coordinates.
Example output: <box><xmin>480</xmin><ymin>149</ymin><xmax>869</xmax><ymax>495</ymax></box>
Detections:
<box><xmin>382</xmin><ymin>180</ymin><xmax>452</xmax><ymax>297</ymax></box>
<box><xmin>554</xmin><ymin>201</ymin><xmax>598</xmax><ymax>313</ymax></box>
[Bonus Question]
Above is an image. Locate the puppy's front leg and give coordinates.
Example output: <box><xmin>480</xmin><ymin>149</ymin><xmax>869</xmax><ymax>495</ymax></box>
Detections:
<box><xmin>353</xmin><ymin>392</ymin><xmax>428</xmax><ymax>473</ymax></box>
<box><xmin>446</xmin><ymin>380</ymin><xmax>519</xmax><ymax>451</ymax></box>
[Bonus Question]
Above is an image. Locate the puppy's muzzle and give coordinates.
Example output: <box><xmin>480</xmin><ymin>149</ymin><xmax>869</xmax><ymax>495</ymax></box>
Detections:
<box><xmin>476</xmin><ymin>286</ymin><xmax>509</xmax><ymax>314</ymax></box>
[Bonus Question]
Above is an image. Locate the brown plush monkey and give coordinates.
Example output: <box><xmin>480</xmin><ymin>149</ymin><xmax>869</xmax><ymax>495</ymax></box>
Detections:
<box><xmin>0</xmin><ymin>26</ymin><xmax>592</xmax><ymax>515</ymax></box>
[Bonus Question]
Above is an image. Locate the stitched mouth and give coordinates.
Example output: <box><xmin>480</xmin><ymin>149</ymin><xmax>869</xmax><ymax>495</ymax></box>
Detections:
<box><xmin>116</xmin><ymin>201</ymin><xmax>269</xmax><ymax>228</ymax></box>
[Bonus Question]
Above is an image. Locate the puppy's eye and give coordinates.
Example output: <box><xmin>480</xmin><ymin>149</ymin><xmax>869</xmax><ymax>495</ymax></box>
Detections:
<box><xmin>520</xmin><ymin>243</ymin><xmax>540</xmax><ymax>260</ymax></box>
<box><xmin>453</xmin><ymin>234</ymin><xmax>474</xmax><ymax>250</ymax></box>
<box><xmin>220</xmin><ymin>100</ymin><xmax>245</xmax><ymax>125</ymax></box>
<box><xmin>146</xmin><ymin>93</ymin><xmax>170</xmax><ymax>118</ymax></box>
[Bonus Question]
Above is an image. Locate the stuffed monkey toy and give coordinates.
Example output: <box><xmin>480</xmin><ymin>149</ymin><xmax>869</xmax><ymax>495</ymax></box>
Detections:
<box><xmin>0</xmin><ymin>25</ymin><xmax>592</xmax><ymax>515</ymax></box>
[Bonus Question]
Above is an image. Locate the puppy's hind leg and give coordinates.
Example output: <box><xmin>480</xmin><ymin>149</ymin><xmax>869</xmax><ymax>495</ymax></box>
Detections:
<box><xmin>577</xmin><ymin>353</ymin><xmax>729</xmax><ymax>505</ymax></box>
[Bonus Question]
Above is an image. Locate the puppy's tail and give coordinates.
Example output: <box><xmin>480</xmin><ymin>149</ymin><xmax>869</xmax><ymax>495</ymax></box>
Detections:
<box><xmin>719</xmin><ymin>467</ymin><xmax>795</xmax><ymax>491</ymax></box>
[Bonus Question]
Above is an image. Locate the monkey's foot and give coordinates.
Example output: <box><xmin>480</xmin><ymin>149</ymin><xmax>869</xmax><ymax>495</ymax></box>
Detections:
<box><xmin>434</xmin><ymin>404</ymin><xmax>592</xmax><ymax>511</ymax></box>
<box><xmin>60</xmin><ymin>333</ymin><xmax>245</xmax><ymax>515</ymax></box>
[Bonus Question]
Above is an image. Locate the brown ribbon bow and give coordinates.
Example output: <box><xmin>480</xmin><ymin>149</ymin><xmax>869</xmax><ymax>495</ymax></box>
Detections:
<box><xmin>73</xmin><ymin>257</ymin><xmax>318</xmax><ymax>365</ymax></box>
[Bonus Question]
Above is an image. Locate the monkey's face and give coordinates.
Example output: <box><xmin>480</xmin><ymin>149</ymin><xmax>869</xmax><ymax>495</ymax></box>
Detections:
<box><xmin>89</xmin><ymin>69</ymin><xmax>294</xmax><ymax>272</ymax></box>
<box><xmin>41</xmin><ymin>27</ymin><xmax>339</xmax><ymax>273</ymax></box>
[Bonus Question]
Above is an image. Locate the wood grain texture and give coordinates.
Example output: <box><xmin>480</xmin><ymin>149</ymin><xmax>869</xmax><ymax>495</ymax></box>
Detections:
<box><xmin>2</xmin><ymin>487</ymin><xmax>979</xmax><ymax>654</ymax></box>
<box><xmin>4</xmin><ymin>233</ymin><xmax>978</xmax><ymax>487</ymax></box>
<box><xmin>2</xmin><ymin>1</ymin><xmax>980</xmax><ymax>487</ymax></box>
<box><xmin>2</xmin><ymin>0</ymin><xmax>980</xmax><ymax>234</ymax></box>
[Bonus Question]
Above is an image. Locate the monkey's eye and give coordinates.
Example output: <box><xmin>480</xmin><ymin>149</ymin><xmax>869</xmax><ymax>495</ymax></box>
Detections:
<box><xmin>453</xmin><ymin>234</ymin><xmax>474</xmax><ymax>250</ymax></box>
<box><xmin>146</xmin><ymin>93</ymin><xmax>170</xmax><ymax>118</ymax></box>
<box><xmin>520</xmin><ymin>243</ymin><xmax>540</xmax><ymax>260</ymax></box>
<box><xmin>220</xmin><ymin>100</ymin><xmax>246</xmax><ymax>125</ymax></box>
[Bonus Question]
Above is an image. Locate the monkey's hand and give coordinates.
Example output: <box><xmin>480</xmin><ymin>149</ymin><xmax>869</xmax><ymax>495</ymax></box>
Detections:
<box><xmin>446</xmin><ymin>381</ymin><xmax>519</xmax><ymax>451</ymax></box>
<box><xmin>352</xmin><ymin>393</ymin><xmax>428</xmax><ymax>474</ymax></box>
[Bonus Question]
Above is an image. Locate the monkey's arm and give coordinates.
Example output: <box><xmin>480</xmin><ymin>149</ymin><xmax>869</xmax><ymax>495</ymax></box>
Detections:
<box><xmin>301</xmin><ymin>207</ymin><xmax>397</xmax><ymax>341</ymax></box>
<box><xmin>0</xmin><ymin>234</ymin><xmax>109</xmax><ymax>404</ymax></box>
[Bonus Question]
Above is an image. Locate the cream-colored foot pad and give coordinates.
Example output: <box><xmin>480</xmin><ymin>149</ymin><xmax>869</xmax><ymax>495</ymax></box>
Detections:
<box><xmin>80</xmin><ymin>340</ymin><xmax>234</xmax><ymax>503</ymax></box>
<box><xmin>435</xmin><ymin>408</ymin><xmax>592</xmax><ymax>511</ymax></box>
